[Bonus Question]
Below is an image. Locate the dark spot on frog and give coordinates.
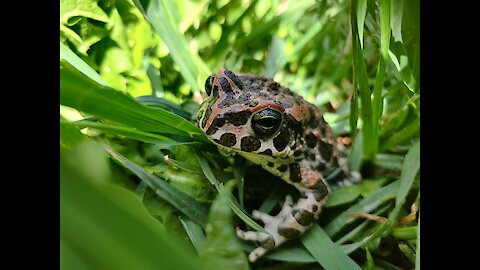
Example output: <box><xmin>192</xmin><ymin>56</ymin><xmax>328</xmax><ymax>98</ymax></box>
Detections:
<box><xmin>259</xmin><ymin>149</ymin><xmax>273</xmax><ymax>156</ymax></box>
<box><xmin>206</xmin><ymin>116</ymin><xmax>226</xmax><ymax>135</ymax></box>
<box><xmin>289</xmin><ymin>163</ymin><xmax>301</xmax><ymax>183</ymax></box>
<box><xmin>224</xmin><ymin>110</ymin><xmax>252</xmax><ymax>126</ymax></box>
<box><xmin>223</xmin><ymin>69</ymin><xmax>243</xmax><ymax>89</ymax></box>
<box><xmin>241</xmin><ymin>136</ymin><xmax>261</xmax><ymax>152</ymax></box>
<box><xmin>269</xmin><ymin>81</ymin><xmax>280</xmax><ymax>93</ymax></box>
<box><xmin>293</xmin><ymin>150</ymin><xmax>302</xmax><ymax>157</ymax></box>
<box><xmin>307</xmin><ymin>153</ymin><xmax>316</xmax><ymax>161</ymax></box>
<box><xmin>305</xmin><ymin>132</ymin><xmax>317</xmax><ymax>148</ymax></box>
<box><xmin>284</xmin><ymin>114</ymin><xmax>302</xmax><ymax>133</ymax></box>
<box><xmin>215</xmin><ymin>133</ymin><xmax>237</xmax><ymax>147</ymax></box>
<box><xmin>277</xmin><ymin>227</ymin><xmax>301</xmax><ymax>238</ymax></box>
<box><xmin>205</xmin><ymin>110</ymin><xmax>251</xmax><ymax>135</ymax></box>
<box><xmin>311</xmin><ymin>205</ymin><xmax>318</xmax><ymax>212</ymax></box>
<box><xmin>273</xmin><ymin>128</ymin><xmax>290</xmax><ymax>151</ymax></box>
<box><xmin>318</xmin><ymin>139</ymin><xmax>333</xmax><ymax>161</ymax></box>
<box><xmin>311</xmin><ymin>182</ymin><xmax>329</xmax><ymax>201</ymax></box>
<box><xmin>267</xmin><ymin>161</ymin><xmax>274</xmax><ymax>167</ymax></box>
<box><xmin>218</xmin><ymin>77</ymin><xmax>233</xmax><ymax>93</ymax></box>
<box><xmin>292</xmin><ymin>208</ymin><xmax>315</xmax><ymax>226</ymax></box>
<box><xmin>316</xmin><ymin>162</ymin><xmax>326</xmax><ymax>171</ymax></box>
<box><xmin>277</xmin><ymin>164</ymin><xmax>288</xmax><ymax>172</ymax></box>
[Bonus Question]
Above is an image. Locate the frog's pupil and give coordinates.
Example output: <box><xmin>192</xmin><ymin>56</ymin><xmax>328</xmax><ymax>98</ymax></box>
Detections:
<box><xmin>251</xmin><ymin>108</ymin><xmax>282</xmax><ymax>136</ymax></box>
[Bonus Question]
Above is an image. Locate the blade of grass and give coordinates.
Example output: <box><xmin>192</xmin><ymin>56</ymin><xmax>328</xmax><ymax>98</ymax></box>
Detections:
<box><xmin>133</xmin><ymin>0</ymin><xmax>209</xmax><ymax>93</ymax></box>
<box><xmin>60</xmin><ymin>116</ymin><xmax>87</xmax><ymax>150</ymax></box>
<box><xmin>356</xmin><ymin>0</ymin><xmax>367</xmax><ymax>49</ymax></box>
<box><xmin>350</xmin><ymin>0</ymin><xmax>374</xmax><ymax>160</ymax></box>
<box><xmin>207</xmin><ymin>0</ymin><xmax>259</xmax><ymax>66</ymax></box>
<box><xmin>106</xmin><ymin>146</ymin><xmax>208</xmax><ymax>226</ymax></box>
<box><xmin>60</xmin><ymin>42</ymin><xmax>109</xmax><ymax>87</ymax></box>
<box><xmin>390</xmin><ymin>0</ymin><xmax>404</xmax><ymax>42</ymax></box>
<box><xmin>136</xmin><ymin>95</ymin><xmax>191</xmax><ymax>120</ymax></box>
<box><xmin>266</xmin><ymin>246</ymin><xmax>316</xmax><ymax>263</ymax></box>
<box><xmin>61</xmin><ymin>152</ymin><xmax>201</xmax><ymax>270</ymax></box>
<box><xmin>237</xmin><ymin>0</ymin><xmax>314</xmax><ymax>48</ymax></box>
<box><xmin>415</xmin><ymin>215</ymin><xmax>420</xmax><ymax>270</ymax></box>
<box><xmin>301</xmin><ymin>225</ymin><xmax>361</xmax><ymax>270</ymax></box>
<box><xmin>324</xmin><ymin>180</ymin><xmax>399</xmax><ymax>237</ymax></box>
<box><xmin>64</xmin><ymin>119</ymin><xmax>185</xmax><ymax>145</ymax></box>
<box><xmin>193</xmin><ymin>149</ymin><xmax>266</xmax><ymax>233</ymax></box>
<box><xmin>371</xmin><ymin>0</ymin><xmax>391</xmax><ymax>156</ymax></box>
<box><xmin>379</xmin><ymin>117</ymin><xmax>419</xmax><ymax>152</ymax></box>
<box><xmin>179</xmin><ymin>216</ymin><xmax>206</xmax><ymax>254</ymax></box>
<box><xmin>395</xmin><ymin>140</ymin><xmax>420</xmax><ymax>206</ymax></box>
<box><xmin>60</xmin><ymin>68</ymin><xmax>207</xmax><ymax>142</ymax></box>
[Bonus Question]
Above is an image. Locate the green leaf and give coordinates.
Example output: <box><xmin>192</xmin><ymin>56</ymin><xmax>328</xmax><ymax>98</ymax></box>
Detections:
<box><xmin>266</xmin><ymin>246</ymin><xmax>316</xmax><ymax>263</ymax></box>
<box><xmin>356</xmin><ymin>0</ymin><xmax>367</xmax><ymax>48</ymax></box>
<box><xmin>395</xmin><ymin>140</ymin><xmax>420</xmax><ymax>206</ymax></box>
<box><xmin>66</xmin><ymin>119</ymin><xmax>183</xmax><ymax>145</ymax></box>
<box><xmin>61</xmin><ymin>144</ymin><xmax>201</xmax><ymax>270</ymax></box>
<box><xmin>350</xmin><ymin>0</ymin><xmax>374</xmax><ymax>160</ymax></box>
<box><xmin>193</xmin><ymin>149</ymin><xmax>266</xmax><ymax>233</ymax></box>
<box><xmin>60</xmin><ymin>42</ymin><xmax>109</xmax><ymax>87</ymax></box>
<box><xmin>390</xmin><ymin>0</ymin><xmax>404</xmax><ymax>42</ymax></box>
<box><xmin>179</xmin><ymin>216</ymin><xmax>206</xmax><ymax>254</ymax></box>
<box><xmin>371</xmin><ymin>0</ymin><xmax>392</xmax><ymax>155</ymax></box>
<box><xmin>133</xmin><ymin>0</ymin><xmax>210</xmax><ymax>93</ymax></box>
<box><xmin>415</xmin><ymin>215</ymin><xmax>420</xmax><ymax>270</ymax></box>
<box><xmin>60</xmin><ymin>67</ymin><xmax>207</xmax><ymax>142</ymax></box>
<box><xmin>200</xmin><ymin>181</ymin><xmax>249</xmax><ymax>270</ymax></box>
<box><xmin>301</xmin><ymin>225</ymin><xmax>361</xmax><ymax>270</ymax></box>
<box><xmin>325</xmin><ymin>180</ymin><xmax>400</xmax><ymax>237</ymax></box>
<box><xmin>380</xmin><ymin>117</ymin><xmax>419</xmax><ymax>152</ymax></box>
<box><xmin>60</xmin><ymin>0</ymin><xmax>110</xmax><ymax>25</ymax></box>
<box><xmin>60</xmin><ymin>116</ymin><xmax>87</xmax><ymax>150</ymax></box>
<box><xmin>106</xmin><ymin>146</ymin><xmax>209</xmax><ymax>227</ymax></box>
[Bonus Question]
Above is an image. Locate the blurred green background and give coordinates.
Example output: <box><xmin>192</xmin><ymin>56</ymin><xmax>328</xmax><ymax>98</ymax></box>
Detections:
<box><xmin>60</xmin><ymin>0</ymin><xmax>420</xmax><ymax>269</ymax></box>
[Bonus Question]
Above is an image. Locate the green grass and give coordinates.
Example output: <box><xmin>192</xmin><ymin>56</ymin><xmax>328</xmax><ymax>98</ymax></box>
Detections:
<box><xmin>60</xmin><ymin>0</ymin><xmax>420</xmax><ymax>269</ymax></box>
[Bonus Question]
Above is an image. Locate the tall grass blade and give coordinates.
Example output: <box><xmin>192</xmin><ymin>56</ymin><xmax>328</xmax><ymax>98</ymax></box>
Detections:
<box><xmin>371</xmin><ymin>0</ymin><xmax>391</xmax><ymax>156</ymax></box>
<box><xmin>133</xmin><ymin>0</ymin><xmax>209</xmax><ymax>93</ymax></box>
<box><xmin>351</xmin><ymin>0</ymin><xmax>374</xmax><ymax>160</ymax></box>
<box><xmin>106</xmin><ymin>146</ymin><xmax>209</xmax><ymax>226</ymax></box>
<box><xmin>60</xmin><ymin>68</ymin><xmax>207</xmax><ymax>142</ymax></box>
<box><xmin>356</xmin><ymin>0</ymin><xmax>367</xmax><ymax>49</ymax></box>
<box><xmin>395</xmin><ymin>140</ymin><xmax>420</xmax><ymax>206</ymax></box>
<box><xmin>301</xmin><ymin>225</ymin><xmax>361</xmax><ymax>269</ymax></box>
<box><xmin>60</xmin><ymin>42</ymin><xmax>109</xmax><ymax>87</ymax></box>
<box><xmin>325</xmin><ymin>180</ymin><xmax>399</xmax><ymax>236</ymax></box>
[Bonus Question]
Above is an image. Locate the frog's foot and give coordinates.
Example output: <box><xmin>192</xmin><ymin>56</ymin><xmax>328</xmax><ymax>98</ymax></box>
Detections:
<box><xmin>237</xmin><ymin>194</ymin><xmax>321</xmax><ymax>262</ymax></box>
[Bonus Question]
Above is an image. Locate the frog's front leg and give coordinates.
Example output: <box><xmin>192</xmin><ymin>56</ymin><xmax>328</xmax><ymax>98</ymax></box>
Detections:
<box><xmin>237</xmin><ymin>171</ymin><xmax>330</xmax><ymax>262</ymax></box>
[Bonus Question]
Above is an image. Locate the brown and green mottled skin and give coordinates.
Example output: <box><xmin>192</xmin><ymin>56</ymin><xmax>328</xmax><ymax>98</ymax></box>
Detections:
<box><xmin>197</xmin><ymin>68</ymin><xmax>359</xmax><ymax>262</ymax></box>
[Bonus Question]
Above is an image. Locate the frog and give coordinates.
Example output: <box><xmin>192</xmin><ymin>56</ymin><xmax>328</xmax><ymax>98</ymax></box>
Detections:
<box><xmin>196</xmin><ymin>67</ymin><xmax>361</xmax><ymax>262</ymax></box>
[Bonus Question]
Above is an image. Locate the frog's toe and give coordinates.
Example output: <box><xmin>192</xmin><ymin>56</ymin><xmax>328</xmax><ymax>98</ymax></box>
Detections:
<box><xmin>252</xmin><ymin>210</ymin><xmax>274</xmax><ymax>224</ymax></box>
<box><xmin>236</xmin><ymin>227</ymin><xmax>271</xmax><ymax>243</ymax></box>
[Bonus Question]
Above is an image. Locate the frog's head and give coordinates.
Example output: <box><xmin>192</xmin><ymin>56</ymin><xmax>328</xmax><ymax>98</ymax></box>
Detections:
<box><xmin>197</xmin><ymin>68</ymin><xmax>304</xmax><ymax>161</ymax></box>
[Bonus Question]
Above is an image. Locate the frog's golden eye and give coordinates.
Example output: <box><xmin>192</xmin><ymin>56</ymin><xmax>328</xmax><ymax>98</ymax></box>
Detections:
<box><xmin>251</xmin><ymin>108</ymin><xmax>283</xmax><ymax>137</ymax></box>
<box><xmin>205</xmin><ymin>74</ymin><xmax>215</xmax><ymax>96</ymax></box>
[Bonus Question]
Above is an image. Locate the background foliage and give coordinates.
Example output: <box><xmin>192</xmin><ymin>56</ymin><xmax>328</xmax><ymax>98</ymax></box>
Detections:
<box><xmin>60</xmin><ymin>0</ymin><xmax>420</xmax><ymax>269</ymax></box>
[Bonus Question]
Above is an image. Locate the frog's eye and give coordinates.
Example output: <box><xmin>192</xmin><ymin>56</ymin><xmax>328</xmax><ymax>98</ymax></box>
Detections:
<box><xmin>205</xmin><ymin>74</ymin><xmax>215</xmax><ymax>95</ymax></box>
<box><xmin>251</xmin><ymin>108</ymin><xmax>283</xmax><ymax>137</ymax></box>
